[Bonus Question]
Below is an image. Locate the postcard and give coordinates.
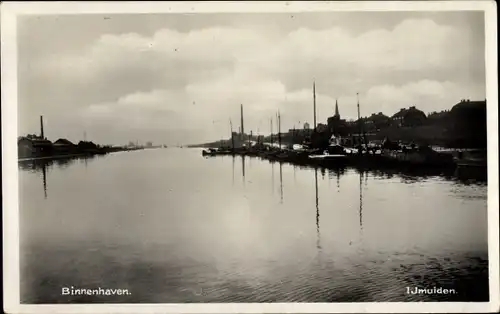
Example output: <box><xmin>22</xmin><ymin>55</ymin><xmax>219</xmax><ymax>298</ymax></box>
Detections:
<box><xmin>2</xmin><ymin>1</ymin><xmax>498</xmax><ymax>313</ymax></box>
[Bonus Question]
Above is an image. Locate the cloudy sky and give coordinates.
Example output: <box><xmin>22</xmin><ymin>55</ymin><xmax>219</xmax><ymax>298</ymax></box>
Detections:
<box><xmin>18</xmin><ymin>11</ymin><xmax>485</xmax><ymax>146</ymax></box>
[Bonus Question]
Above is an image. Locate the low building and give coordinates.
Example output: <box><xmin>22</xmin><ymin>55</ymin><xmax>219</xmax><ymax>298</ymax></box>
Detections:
<box><xmin>366</xmin><ymin>112</ymin><xmax>391</xmax><ymax>131</ymax></box>
<box><xmin>316</xmin><ymin>123</ymin><xmax>328</xmax><ymax>133</ymax></box>
<box><xmin>446</xmin><ymin>99</ymin><xmax>487</xmax><ymax>148</ymax></box>
<box><xmin>77</xmin><ymin>141</ymin><xmax>99</xmax><ymax>153</ymax></box>
<box><xmin>18</xmin><ymin>136</ymin><xmax>53</xmax><ymax>158</ymax></box>
<box><xmin>53</xmin><ymin>138</ymin><xmax>77</xmax><ymax>155</ymax></box>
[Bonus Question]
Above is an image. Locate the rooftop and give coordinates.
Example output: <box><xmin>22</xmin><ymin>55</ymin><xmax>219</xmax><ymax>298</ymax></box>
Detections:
<box><xmin>18</xmin><ymin>136</ymin><xmax>53</xmax><ymax>145</ymax></box>
<box><xmin>54</xmin><ymin>138</ymin><xmax>75</xmax><ymax>146</ymax></box>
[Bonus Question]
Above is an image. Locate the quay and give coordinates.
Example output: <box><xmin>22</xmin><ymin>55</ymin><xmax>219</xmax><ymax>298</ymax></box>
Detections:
<box><xmin>202</xmin><ymin>141</ymin><xmax>487</xmax><ymax>177</ymax></box>
<box><xmin>202</xmin><ymin>144</ymin><xmax>458</xmax><ymax>170</ymax></box>
<box><xmin>198</xmin><ymin>84</ymin><xmax>486</xmax><ymax>178</ymax></box>
<box><xmin>17</xmin><ymin>145</ymin><xmax>146</xmax><ymax>162</ymax></box>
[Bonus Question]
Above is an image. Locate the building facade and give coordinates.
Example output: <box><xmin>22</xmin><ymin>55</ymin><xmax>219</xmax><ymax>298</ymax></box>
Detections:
<box><xmin>391</xmin><ymin>106</ymin><xmax>427</xmax><ymax>127</ymax></box>
<box><xmin>18</xmin><ymin>137</ymin><xmax>53</xmax><ymax>158</ymax></box>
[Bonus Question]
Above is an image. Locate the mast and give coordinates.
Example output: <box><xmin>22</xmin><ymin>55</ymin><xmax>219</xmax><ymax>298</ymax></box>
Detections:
<box><xmin>270</xmin><ymin>118</ymin><xmax>273</xmax><ymax>146</ymax></box>
<box><xmin>313</xmin><ymin>81</ymin><xmax>317</xmax><ymax>130</ymax></box>
<box><xmin>278</xmin><ymin>110</ymin><xmax>282</xmax><ymax>149</ymax></box>
<box><xmin>240</xmin><ymin>104</ymin><xmax>244</xmax><ymax>140</ymax></box>
<box><xmin>357</xmin><ymin>92</ymin><xmax>361</xmax><ymax>148</ymax></box>
<box><xmin>230</xmin><ymin>119</ymin><xmax>235</xmax><ymax>150</ymax></box>
<box><xmin>357</xmin><ymin>93</ymin><xmax>368</xmax><ymax>149</ymax></box>
<box><xmin>357</xmin><ymin>93</ymin><xmax>361</xmax><ymax>124</ymax></box>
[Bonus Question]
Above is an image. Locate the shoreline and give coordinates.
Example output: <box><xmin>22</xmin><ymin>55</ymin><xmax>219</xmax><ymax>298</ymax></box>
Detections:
<box><xmin>202</xmin><ymin>148</ymin><xmax>487</xmax><ymax>181</ymax></box>
<box><xmin>18</xmin><ymin>153</ymin><xmax>98</xmax><ymax>162</ymax></box>
<box><xmin>17</xmin><ymin>147</ymin><xmax>156</xmax><ymax>163</ymax></box>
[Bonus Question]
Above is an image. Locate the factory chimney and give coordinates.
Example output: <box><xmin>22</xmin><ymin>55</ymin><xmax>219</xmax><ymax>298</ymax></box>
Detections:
<box><xmin>40</xmin><ymin>115</ymin><xmax>45</xmax><ymax>139</ymax></box>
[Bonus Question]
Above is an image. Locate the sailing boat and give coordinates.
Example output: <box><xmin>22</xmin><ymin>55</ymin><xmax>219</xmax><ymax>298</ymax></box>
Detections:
<box><xmin>308</xmin><ymin>89</ymin><xmax>349</xmax><ymax>165</ymax></box>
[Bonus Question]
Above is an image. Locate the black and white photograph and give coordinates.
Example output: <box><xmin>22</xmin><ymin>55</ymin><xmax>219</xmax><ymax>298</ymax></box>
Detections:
<box><xmin>2</xmin><ymin>1</ymin><xmax>498</xmax><ymax>313</ymax></box>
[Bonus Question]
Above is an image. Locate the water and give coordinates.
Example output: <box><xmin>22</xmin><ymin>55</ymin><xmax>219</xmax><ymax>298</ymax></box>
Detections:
<box><xmin>19</xmin><ymin>148</ymin><xmax>489</xmax><ymax>303</ymax></box>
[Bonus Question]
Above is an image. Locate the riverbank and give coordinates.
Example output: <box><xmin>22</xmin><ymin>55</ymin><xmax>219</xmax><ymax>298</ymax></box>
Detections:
<box><xmin>201</xmin><ymin>146</ymin><xmax>487</xmax><ymax>181</ymax></box>
<box><xmin>18</xmin><ymin>146</ymin><xmax>146</xmax><ymax>162</ymax></box>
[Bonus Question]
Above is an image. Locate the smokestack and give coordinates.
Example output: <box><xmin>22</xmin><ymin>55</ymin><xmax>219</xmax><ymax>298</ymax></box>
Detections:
<box><xmin>40</xmin><ymin>115</ymin><xmax>44</xmax><ymax>139</ymax></box>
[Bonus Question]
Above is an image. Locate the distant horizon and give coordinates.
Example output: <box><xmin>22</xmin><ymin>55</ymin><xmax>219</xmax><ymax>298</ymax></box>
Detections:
<box><xmin>18</xmin><ymin>97</ymin><xmax>486</xmax><ymax>147</ymax></box>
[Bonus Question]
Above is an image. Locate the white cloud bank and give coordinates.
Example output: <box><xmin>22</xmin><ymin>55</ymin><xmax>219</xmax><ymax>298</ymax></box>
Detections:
<box><xmin>19</xmin><ymin>15</ymin><xmax>485</xmax><ymax>145</ymax></box>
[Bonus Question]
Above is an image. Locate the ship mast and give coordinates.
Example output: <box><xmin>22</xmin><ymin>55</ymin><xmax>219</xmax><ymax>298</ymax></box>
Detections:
<box><xmin>356</xmin><ymin>92</ymin><xmax>368</xmax><ymax>149</ymax></box>
<box><xmin>357</xmin><ymin>92</ymin><xmax>361</xmax><ymax>149</ymax></box>
<box><xmin>230</xmin><ymin>119</ymin><xmax>235</xmax><ymax>150</ymax></box>
<box><xmin>270</xmin><ymin>117</ymin><xmax>273</xmax><ymax>146</ymax></box>
<box><xmin>313</xmin><ymin>81</ymin><xmax>317</xmax><ymax>130</ymax></box>
<box><xmin>277</xmin><ymin>110</ymin><xmax>282</xmax><ymax>149</ymax></box>
<box><xmin>240</xmin><ymin>104</ymin><xmax>244</xmax><ymax>139</ymax></box>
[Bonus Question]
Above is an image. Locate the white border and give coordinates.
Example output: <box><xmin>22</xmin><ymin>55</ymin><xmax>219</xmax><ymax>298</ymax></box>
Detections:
<box><xmin>2</xmin><ymin>1</ymin><xmax>498</xmax><ymax>313</ymax></box>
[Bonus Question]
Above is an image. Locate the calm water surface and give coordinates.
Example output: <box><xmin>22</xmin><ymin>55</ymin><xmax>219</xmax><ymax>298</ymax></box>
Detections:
<box><xmin>19</xmin><ymin>148</ymin><xmax>489</xmax><ymax>303</ymax></box>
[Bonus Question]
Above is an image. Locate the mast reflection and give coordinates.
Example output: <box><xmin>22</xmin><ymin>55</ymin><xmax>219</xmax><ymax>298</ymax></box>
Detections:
<box><xmin>315</xmin><ymin>168</ymin><xmax>321</xmax><ymax>250</ymax></box>
<box><xmin>241</xmin><ymin>155</ymin><xmax>246</xmax><ymax>185</ymax></box>
<box><xmin>327</xmin><ymin>167</ymin><xmax>343</xmax><ymax>191</ymax></box>
<box><xmin>42</xmin><ymin>163</ymin><xmax>47</xmax><ymax>199</ymax></box>
<box><xmin>279</xmin><ymin>162</ymin><xmax>283</xmax><ymax>204</ymax></box>
<box><xmin>336</xmin><ymin>169</ymin><xmax>340</xmax><ymax>190</ymax></box>
<box><xmin>232</xmin><ymin>155</ymin><xmax>235</xmax><ymax>186</ymax></box>
<box><xmin>359</xmin><ymin>170</ymin><xmax>364</xmax><ymax>230</ymax></box>
<box><xmin>271</xmin><ymin>161</ymin><xmax>275</xmax><ymax>195</ymax></box>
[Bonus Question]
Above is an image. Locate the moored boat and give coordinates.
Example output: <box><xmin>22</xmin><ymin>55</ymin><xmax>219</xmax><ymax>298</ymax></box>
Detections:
<box><xmin>454</xmin><ymin>150</ymin><xmax>487</xmax><ymax>168</ymax></box>
<box><xmin>202</xmin><ymin>148</ymin><xmax>218</xmax><ymax>156</ymax></box>
<box><xmin>381</xmin><ymin>145</ymin><xmax>455</xmax><ymax>167</ymax></box>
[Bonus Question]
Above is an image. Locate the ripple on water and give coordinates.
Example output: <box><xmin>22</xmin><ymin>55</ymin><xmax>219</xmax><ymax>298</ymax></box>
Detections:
<box><xmin>19</xmin><ymin>150</ymin><xmax>489</xmax><ymax>303</ymax></box>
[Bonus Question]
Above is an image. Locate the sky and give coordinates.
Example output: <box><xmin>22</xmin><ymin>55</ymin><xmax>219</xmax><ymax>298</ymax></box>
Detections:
<box><xmin>17</xmin><ymin>11</ymin><xmax>486</xmax><ymax>146</ymax></box>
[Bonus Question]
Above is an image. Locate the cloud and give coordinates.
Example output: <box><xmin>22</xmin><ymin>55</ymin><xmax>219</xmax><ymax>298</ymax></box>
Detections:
<box><xmin>18</xmin><ymin>15</ymin><xmax>485</xmax><ymax>145</ymax></box>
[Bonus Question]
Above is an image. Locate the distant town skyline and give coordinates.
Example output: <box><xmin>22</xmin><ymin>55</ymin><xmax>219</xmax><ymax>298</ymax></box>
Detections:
<box><xmin>18</xmin><ymin>11</ymin><xmax>486</xmax><ymax>145</ymax></box>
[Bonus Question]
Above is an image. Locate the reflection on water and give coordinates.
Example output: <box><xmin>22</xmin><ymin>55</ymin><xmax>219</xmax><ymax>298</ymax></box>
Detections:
<box><xmin>19</xmin><ymin>149</ymin><xmax>489</xmax><ymax>303</ymax></box>
<box><xmin>41</xmin><ymin>165</ymin><xmax>47</xmax><ymax>199</ymax></box>
<box><xmin>314</xmin><ymin>168</ymin><xmax>321</xmax><ymax>251</ymax></box>
<box><xmin>232</xmin><ymin>156</ymin><xmax>235</xmax><ymax>186</ymax></box>
<box><xmin>271</xmin><ymin>162</ymin><xmax>275</xmax><ymax>195</ymax></box>
<box><xmin>359</xmin><ymin>171</ymin><xmax>363</xmax><ymax>230</ymax></box>
<box><xmin>242</xmin><ymin>155</ymin><xmax>246</xmax><ymax>181</ymax></box>
<box><xmin>18</xmin><ymin>155</ymin><xmax>100</xmax><ymax>199</ymax></box>
<box><xmin>279</xmin><ymin>162</ymin><xmax>283</xmax><ymax>204</ymax></box>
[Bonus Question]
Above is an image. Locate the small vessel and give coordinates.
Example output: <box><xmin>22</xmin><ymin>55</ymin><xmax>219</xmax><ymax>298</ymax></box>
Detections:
<box><xmin>202</xmin><ymin>148</ymin><xmax>217</xmax><ymax>156</ymax></box>
<box><xmin>381</xmin><ymin>145</ymin><xmax>454</xmax><ymax>167</ymax></box>
<box><xmin>309</xmin><ymin>153</ymin><xmax>348</xmax><ymax>161</ymax></box>
<box><xmin>453</xmin><ymin>150</ymin><xmax>487</xmax><ymax>181</ymax></box>
<box><xmin>308</xmin><ymin>141</ymin><xmax>349</xmax><ymax>166</ymax></box>
<box><xmin>454</xmin><ymin>150</ymin><xmax>487</xmax><ymax>168</ymax></box>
